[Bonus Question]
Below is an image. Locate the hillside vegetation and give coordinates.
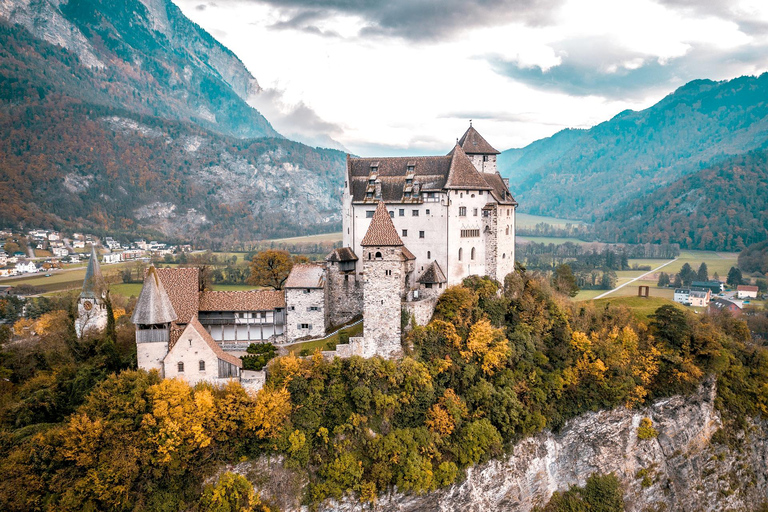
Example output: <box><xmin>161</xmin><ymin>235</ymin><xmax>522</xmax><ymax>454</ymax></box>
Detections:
<box><xmin>500</xmin><ymin>74</ymin><xmax>768</xmax><ymax>222</ymax></box>
<box><xmin>1</xmin><ymin>269</ymin><xmax>766</xmax><ymax>510</ymax></box>
<box><xmin>595</xmin><ymin>149</ymin><xmax>768</xmax><ymax>251</ymax></box>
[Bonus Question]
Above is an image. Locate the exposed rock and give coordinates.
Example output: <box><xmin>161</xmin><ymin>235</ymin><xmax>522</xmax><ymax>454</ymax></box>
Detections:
<box><xmin>236</xmin><ymin>378</ymin><xmax>768</xmax><ymax>511</ymax></box>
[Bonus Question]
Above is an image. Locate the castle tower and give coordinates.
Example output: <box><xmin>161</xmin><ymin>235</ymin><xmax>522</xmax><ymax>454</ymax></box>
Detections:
<box><xmin>459</xmin><ymin>122</ymin><xmax>500</xmax><ymax>174</ymax></box>
<box><xmin>131</xmin><ymin>266</ymin><xmax>177</xmax><ymax>376</ymax></box>
<box><xmin>359</xmin><ymin>201</ymin><xmax>413</xmax><ymax>358</ymax></box>
<box><xmin>76</xmin><ymin>245</ymin><xmax>108</xmax><ymax>336</ymax></box>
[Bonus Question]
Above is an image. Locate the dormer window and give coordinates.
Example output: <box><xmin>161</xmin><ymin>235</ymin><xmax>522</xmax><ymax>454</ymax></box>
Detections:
<box><xmin>407</xmin><ymin>165</ymin><xmax>414</xmax><ymax>172</ymax></box>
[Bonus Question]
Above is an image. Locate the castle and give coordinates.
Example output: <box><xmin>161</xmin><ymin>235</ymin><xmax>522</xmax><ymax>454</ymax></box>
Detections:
<box><xmin>112</xmin><ymin>125</ymin><xmax>516</xmax><ymax>387</ymax></box>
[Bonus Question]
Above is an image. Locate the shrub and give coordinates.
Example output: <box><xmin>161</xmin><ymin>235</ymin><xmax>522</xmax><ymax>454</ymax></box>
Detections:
<box><xmin>637</xmin><ymin>417</ymin><xmax>659</xmax><ymax>440</ymax></box>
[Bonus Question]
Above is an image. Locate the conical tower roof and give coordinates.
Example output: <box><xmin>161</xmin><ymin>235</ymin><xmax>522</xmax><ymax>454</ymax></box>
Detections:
<box><xmin>445</xmin><ymin>143</ymin><xmax>493</xmax><ymax>190</ymax></box>
<box><xmin>458</xmin><ymin>124</ymin><xmax>500</xmax><ymax>154</ymax></box>
<box><xmin>81</xmin><ymin>245</ymin><xmax>105</xmax><ymax>298</ymax></box>
<box><xmin>361</xmin><ymin>201</ymin><xmax>403</xmax><ymax>246</ymax></box>
<box><xmin>131</xmin><ymin>266</ymin><xmax>178</xmax><ymax>325</ymax></box>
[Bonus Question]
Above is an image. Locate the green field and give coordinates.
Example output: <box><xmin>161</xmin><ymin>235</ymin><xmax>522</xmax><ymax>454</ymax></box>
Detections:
<box><xmin>283</xmin><ymin>321</ymin><xmax>364</xmax><ymax>354</ymax></box>
<box><xmin>518</xmin><ymin>236</ymin><xmax>590</xmax><ymax>245</ymax></box>
<box><xmin>516</xmin><ymin>213</ymin><xmax>585</xmax><ymax>228</ymax></box>
<box><xmin>110</xmin><ymin>283</ymin><xmax>144</xmax><ymax>298</ymax></box>
<box><xmin>263</xmin><ymin>232</ymin><xmax>342</xmax><ymax>244</ymax></box>
<box><xmin>588</xmin><ymin>296</ymin><xmax>686</xmax><ymax>322</ymax></box>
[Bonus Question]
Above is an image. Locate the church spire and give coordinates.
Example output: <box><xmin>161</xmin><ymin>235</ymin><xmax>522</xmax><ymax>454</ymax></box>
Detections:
<box><xmin>81</xmin><ymin>244</ymin><xmax>105</xmax><ymax>299</ymax></box>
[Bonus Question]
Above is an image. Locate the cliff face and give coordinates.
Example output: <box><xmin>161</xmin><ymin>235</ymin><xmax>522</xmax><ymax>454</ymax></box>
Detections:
<box><xmin>0</xmin><ymin>0</ymin><xmax>277</xmax><ymax>139</ymax></box>
<box><xmin>235</xmin><ymin>378</ymin><xmax>768</xmax><ymax>511</ymax></box>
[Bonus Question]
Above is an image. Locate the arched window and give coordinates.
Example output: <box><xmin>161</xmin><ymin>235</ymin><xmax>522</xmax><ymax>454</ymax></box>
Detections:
<box><xmin>199</xmin><ymin>360</ymin><xmax>205</xmax><ymax>371</ymax></box>
<box><xmin>471</xmin><ymin>247</ymin><xmax>476</xmax><ymax>260</ymax></box>
<box><xmin>502</xmin><ymin>253</ymin><xmax>506</xmax><ymax>259</ymax></box>
<box><xmin>458</xmin><ymin>248</ymin><xmax>463</xmax><ymax>261</ymax></box>
<box><xmin>178</xmin><ymin>361</ymin><xmax>184</xmax><ymax>373</ymax></box>
<box><xmin>427</xmin><ymin>251</ymin><xmax>431</xmax><ymax>259</ymax></box>
<box><xmin>505</xmin><ymin>226</ymin><xmax>509</xmax><ymax>235</ymax></box>
<box><xmin>375</xmin><ymin>251</ymin><xmax>383</xmax><ymax>260</ymax></box>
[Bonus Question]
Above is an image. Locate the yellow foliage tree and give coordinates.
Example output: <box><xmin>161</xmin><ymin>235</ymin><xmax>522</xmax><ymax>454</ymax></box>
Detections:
<box><xmin>462</xmin><ymin>319</ymin><xmax>510</xmax><ymax>375</ymax></box>
<box><xmin>12</xmin><ymin>317</ymin><xmax>34</xmax><ymax>336</ymax></box>
<box><xmin>251</xmin><ymin>386</ymin><xmax>292</xmax><ymax>439</ymax></box>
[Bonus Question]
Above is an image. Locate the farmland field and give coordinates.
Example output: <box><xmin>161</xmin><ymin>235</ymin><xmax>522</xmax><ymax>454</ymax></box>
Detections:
<box><xmin>516</xmin><ymin>213</ymin><xmax>586</xmax><ymax>229</ymax></box>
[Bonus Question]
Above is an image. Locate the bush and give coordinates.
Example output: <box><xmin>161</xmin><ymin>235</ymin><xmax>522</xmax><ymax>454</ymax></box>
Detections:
<box><xmin>241</xmin><ymin>343</ymin><xmax>277</xmax><ymax>370</ymax></box>
<box><xmin>637</xmin><ymin>417</ymin><xmax>659</xmax><ymax>440</ymax></box>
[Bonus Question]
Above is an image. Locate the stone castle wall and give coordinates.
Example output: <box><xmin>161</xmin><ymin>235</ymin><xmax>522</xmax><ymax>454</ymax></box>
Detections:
<box><xmin>361</xmin><ymin>246</ymin><xmax>405</xmax><ymax>358</ymax></box>
<box><xmin>286</xmin><ymin>288</ymin><xmax>327</xmax><ymax>341</ymax></box>
<box><xmin>326</xmin><ymin>262</ymin><xmax>363</xmax><ymax>327</ymax></box>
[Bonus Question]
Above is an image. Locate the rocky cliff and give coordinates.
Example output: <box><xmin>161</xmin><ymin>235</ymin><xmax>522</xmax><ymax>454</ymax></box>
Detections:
<box><xmin>229</xmin><ymin>378</ymin><xmax>768</xmax><ymax>511</ymax></box>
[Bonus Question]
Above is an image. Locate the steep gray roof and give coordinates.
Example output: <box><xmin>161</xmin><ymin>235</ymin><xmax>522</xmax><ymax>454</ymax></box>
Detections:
<box><xmin>418</xmin><ymin>261</ymin><xmax>447</xmax><ymax>284</ymax></box>
<box><xmin>131</xmin><ymin>266</ymin><xmax>178</xmax><ymax>325</ymax></box>
<box><xmin>80</xmin><ymin>245</ymin><xmax>105</xmax><ymax>299</ymax></box>
<box><xmin>458</xmin><ymin>125</ymin><xmax>500</xmax><ymax>154</ymax></box>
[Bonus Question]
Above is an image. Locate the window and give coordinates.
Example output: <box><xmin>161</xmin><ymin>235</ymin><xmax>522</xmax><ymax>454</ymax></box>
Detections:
<box><xmin>299</xmin><ymin>323</ymin><xmax>311</xmax><ymax>329</ymax></box>
<box><xmin>402</xmin><ymin>229</ymin><xmax>408</xmax><ymax>237</ymax></box>
<box><xmin>471</xmin><ymin>194</ymin><xmax>475</xmax><ymax>198</ymax></box>
<box><xmin>419</xmin><ymin>231</ymin><xmax>425</xmax><ymax>239</ymax></box>
<box><xmin>426</xmin><ymin>209</ymin><xmax>430</xmax><ymax>215</ymax></box>
<box><xmin>304</xmin><ymin>289</ymin><xmax>310</xmax><ymax>294</ymax></box>
<box><xmin>366</xmin><ymin>192</ymin><xmax>373</xmax><ymax>198</ymax></box>
<box><xmin>385</xmin><ymin>269</ymin><xmax>392</xmax><ymax>276</ymax></box>
<box><xmin>506</xmin><ymin>226</ymin><xmax>510</xmax><ymax>235</ymax></box>
<box><xmin>407</xmin><ymin>165</ymin><xmax>414</xmax><ymax>172</ymax></box>
<box><xmin>178</xmin><ymin>362</ymin><xmax>184</xmax><ymax>373</ymax></box>
<box><xmin>309</xmin><ymin>306</ymin><xmax>320</xmax><ymax>311</ymax></box>
<box><xmin>199</xmin><ymin>360</ymin><xmax>205</xmax><ymax>371</ymax></box>
<box><xmin>389</xmin><ymin>211</ymin><xmax>394</xmax><ymax>218</ymax></box>
<box><xmin>473</xmin><ymin>208</ymin><xmax>478</xmax><ymax>216</ymax></box>
<box><xmin>459</xmin><ymin>207</ymin><xmax>467</xmax><ymax>216</ymax></box>
<box><xmin>412</xmin><ymin>210</ymin><xmax>419</xmax><ymax>216</ymax></box>
<box><xmin>479</xmin><ymin>190</ymin><xmax>483</xmax><ymax>195</ymax></box>
<box><xmin>458</xmin><ymin>248</ymin><xmax>463</xmax><ymax>261</ymax></box>
<box><xmin>461</xmin><ymin>229</ymin><xmax>480</xmax><ymax>238</ymax></box>
<box><xmin>471</xmin><ymin>247</ymin><xmax>476</xmax><ymax>260</ymax></box>
<box><xmin>483</xmin><ymin>155</ymin><xmax>489</xmax><ymax>162</ymax></box>
<box><xmin>399</xmin><ymin>209</ymin><xmax>405</xmax><ymax>216</ymax></box>
<box><xmin>427</xmin><ymin>251</ymin><xmax>431</xmax><ymax>259</ymax></box>
<box><xmin>460</xmin><ymin>193</ymin><xmax>463</xmax><ymax>198</ymax></box>
<box><xmin>502</xmin><ymin>253</ymin><xmax>506</xmax><ymax>259</ymax></box>
<box><xmin>375</xmin><ymin>251</ymin><xmax>383</xmax><ymax>260</ymax></box>
<box><xmin>366</xmin><ymin>210</ymin><xmax>374</xmax><ymax>218</ymax></box>
<box><xmin>507</xmin><ymin>209</ymin><xmax>511</xmax><ymax>217</ymax></box>
<box><xmin>425</xmin><ymin>283</ymin><xmax>433</xmax><ymax>288</ymax></box>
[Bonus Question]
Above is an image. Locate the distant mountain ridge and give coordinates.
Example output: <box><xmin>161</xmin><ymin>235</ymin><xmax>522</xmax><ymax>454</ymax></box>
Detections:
<box><xmin>0</xmin><ymin>0</ymin><xmax>352</xmax><ymax>243</ymax></box>
<box><xmin>499</xmin><ymin>74</ymin><xmax>768</xmax><ymax>222</ymax></box>
<box><xmin>0</xmin><ymin>0</ymin><xmax>277</xmax><ymax>139</ymax></box>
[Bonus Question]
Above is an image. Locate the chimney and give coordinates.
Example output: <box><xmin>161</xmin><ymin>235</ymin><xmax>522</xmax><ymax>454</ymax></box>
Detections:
<box><xmin>374</xmin><ymin>180</ymin><xmax>382</xmax><ymax>199</ymax></box>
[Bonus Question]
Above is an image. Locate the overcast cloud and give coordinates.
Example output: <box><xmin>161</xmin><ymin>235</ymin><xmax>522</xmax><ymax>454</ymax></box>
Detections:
<box><xmin>175</xmin><ymin>0</ymin><xmax>768</xmax><ymax>154</ymax></box>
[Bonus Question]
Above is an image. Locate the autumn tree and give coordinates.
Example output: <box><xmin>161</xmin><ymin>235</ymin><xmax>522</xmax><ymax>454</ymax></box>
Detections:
<box><xmin>247</xmin><ymin>250</ymin><xmax>299</xmax><ymax>290</ymax></box>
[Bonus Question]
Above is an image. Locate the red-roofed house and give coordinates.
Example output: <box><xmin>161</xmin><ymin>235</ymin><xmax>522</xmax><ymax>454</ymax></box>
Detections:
<box><xmin>737</xmin><ymin>285</ymin><xmax>759</xmax><ymax>299</ymax></box>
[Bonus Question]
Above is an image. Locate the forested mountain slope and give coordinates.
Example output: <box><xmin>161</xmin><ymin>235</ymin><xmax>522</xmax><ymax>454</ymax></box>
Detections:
<box><xmin>0</xmin><ymin>99</ymin><xmax>345</xmax><ymax>244</ymax></box>
<box><xmin>0</xmin><ymin>0</ymin><xmax>277</xmax><ymax>139</ymax></box>
<box><xmin>499</xmin><ymin>74</ymin><xmax>768</xmax><ymax>221</ymax></box>
<box><xmin>594</xmin><ymin>149</ymin><xmax>768</xmax><ymax>251</ymax></box>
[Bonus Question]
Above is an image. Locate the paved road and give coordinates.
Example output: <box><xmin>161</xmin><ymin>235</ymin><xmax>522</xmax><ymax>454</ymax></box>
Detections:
<box><xmin>592</xmin><ymin>258</ymin><xmax>679</xmax><ymax>300</ymax></box>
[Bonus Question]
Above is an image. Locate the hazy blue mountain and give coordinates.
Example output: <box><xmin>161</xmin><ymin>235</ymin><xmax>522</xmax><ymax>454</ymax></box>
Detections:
<box><xmin>499</xmin><ymin>74</ymin><xmax>768</xmax><ymax>221</ymax></box>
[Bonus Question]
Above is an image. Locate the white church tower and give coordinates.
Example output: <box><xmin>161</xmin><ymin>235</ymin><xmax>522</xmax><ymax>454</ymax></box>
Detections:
<box><xmin>75</xmin><ymin>245</ymin><xmax>108</xmax><ymax>336</ymax></box>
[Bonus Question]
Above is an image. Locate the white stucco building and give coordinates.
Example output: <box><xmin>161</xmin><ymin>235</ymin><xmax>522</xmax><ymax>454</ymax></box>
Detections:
<box><xmin>342</xmin><ymin>124</ymin><xmax>517</xmax><ymax>287</ymax></box>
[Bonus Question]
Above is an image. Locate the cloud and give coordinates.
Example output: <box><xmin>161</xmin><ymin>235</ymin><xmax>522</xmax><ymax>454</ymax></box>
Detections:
<box><xmin>248</xmin><ymin>88</ymin><xmax>348</xmax><ymax>150</ymax></box>
<box><xmin>656</xmin><ymin>0</ymin><xmax>768</xmax><ymax>35</ymax></box>
<box><xmin>487</xmin><ymin>36</ymin><xmax>768</xmax><ymax>99</ymax></box>
<box><xmin>268</xmin><ymin>9</ymin><xmax>341</xmax><ymax>37</ymax></box>
<box><xmin>246</xmin><ymin>0</ymin><xmax>566</xmax><ymax>41</ymax></box>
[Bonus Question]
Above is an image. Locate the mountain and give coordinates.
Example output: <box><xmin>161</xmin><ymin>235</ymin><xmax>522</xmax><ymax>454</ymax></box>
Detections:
<box><xmin>0</xmin><ymin>0</ymin><xmax>278</xmax><ymax>139</ymax></box>
<box><xmin>500</xmin><ymin>74</ymin><xmax>768</xmax><ymax>221</ymax></box>
<box><xmin>594</xmin><ymin>149</ymin><xmax>768</xmax><ymax>251</ymax></box>
<box><xmin>0</xmin><ymin>0</ymin><xmax>352</xmax><ymax>243</ymax></box>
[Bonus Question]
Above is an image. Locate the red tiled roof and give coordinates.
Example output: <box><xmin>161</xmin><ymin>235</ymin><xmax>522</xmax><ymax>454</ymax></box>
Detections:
<box><xmin>284</xmin><ymin>263</ymin><xmax>325</xmax><ymax>289</ymax></box>
<box><xmin>154</xmin><ymin>267</ymin><xmax>200</xmax><ymax>324</ymax></box>
<box><xmin>361</xmin><ymin>201</ymin><xmax>404</xmax><ymax>246</ymax></box>
<box><xmin>737</xmin><ymin>285</ymin><xmax>758</xmax><ymax>292</ymax></box>
<box><xmin>444</xmin><ymin>144</ymin><xmax>493</xmax><ymax>190</ymax></box>
<box><xmin>184</xmin><ymin>316</ymin><xmax>242</xmax><ymax>368</ymax></box>
<box><xmin>198</xmin><ymin>290</ymin><xmax>286</xmax><ymax>311</ymax></box>
<box><xmin>458</xmin><ymin>125</ymin><xmax>500</xmax><ymax>154</ymax></box>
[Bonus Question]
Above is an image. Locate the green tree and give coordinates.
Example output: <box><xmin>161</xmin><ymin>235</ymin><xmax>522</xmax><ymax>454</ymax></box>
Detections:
<box><xmin>199</xmin><ymin>472</ymin><xmax>265</xmax><ymax>512</ymax></box>
<box><xmin>696</xmin><ymin>262</ymin><xmax>709</xmax><ymax>282</ymax></box>
<box><xmin>650</xmin><ymin>305</ymin><xmax>690</xmax><ymax>351</ymax></box>
<box><xmin>679</xmin><ymin>263</ymin><xmax>695</xmax><ymax>287</ymax></box>
<box><xmin>552</xmin><ymin>264</ymin><xmax>579</xmax><ymax>297</ymax></box>
<box><xmin>727</xmin><ymin>267</ymin><xmax>743</xmax><ymax>287</ymax></box>
<box><xmin>657</xmin><ymin>272</ymin><xmax>670</xmax><ymax>287</ymax></box>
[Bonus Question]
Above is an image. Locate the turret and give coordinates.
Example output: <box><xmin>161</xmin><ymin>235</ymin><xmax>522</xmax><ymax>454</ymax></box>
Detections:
<box><xmin>458</xmin><ymin>122</ymin><xmax>500</xmax><ymax>174</ymax></box>
<box><xmin>75</xmin><ymin>245</ymin><xmax>108</xmax><ymax>336</ymax></box>
<box><xmin>132</xmin><ymin>266</ymin><xmax>177</xmax><ymax>375</ymax></box>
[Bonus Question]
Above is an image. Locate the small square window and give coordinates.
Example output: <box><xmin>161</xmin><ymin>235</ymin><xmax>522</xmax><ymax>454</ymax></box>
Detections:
<box><xmin>473</xmin><ymin>208</ymin><xmax>478</xmax><ymax>216</ymax></box>
<box><xmin>199</xmin><ymin>360</ymin><xmax>205</xmax><ymax>371</ymax></box>
<box><xmin>459</xmin><ymin>207</ymin><xmax>467</xmax><ymax>216</ymax></box>
<box><xmin>426</xmin><ymin>209</ymin><xmax>430</xmax><ymax>215</ymax></box>
<box><xmin>402</xmin><ymin>229</ymin><xmax>408</xmax><ymax>237</ymax></box>
<box><xmin>419</xmin><ymin>231</ymin><xmax>425</xmax><ymax>239</ymax></box>
<box><xmin>389</xmin><ymin>211</ymin><xmax>394</xmax><ymax>218</ymax></box>
<box><xmin>366</xmin><ymin>210</ymin><xmax>374</xmax><ymax>218</ymax></box>
<box><xmin>412</xmin><ymin>210</ymin><xmax>419</xmax><ymax>216</ymax></box>
<box><xmin>399</xmin><ymin>209</ymin><xmax>405</xmax><ymax>216</ymax></box>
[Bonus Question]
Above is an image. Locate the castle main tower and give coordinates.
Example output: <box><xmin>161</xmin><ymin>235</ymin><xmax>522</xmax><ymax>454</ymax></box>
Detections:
<box><xmin>359</xmin><ymin>201</ymin><xmax>414</xmax><ymax>358</ymax></box>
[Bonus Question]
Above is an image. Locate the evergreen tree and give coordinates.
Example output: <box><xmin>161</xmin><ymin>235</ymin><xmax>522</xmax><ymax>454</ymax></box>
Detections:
<box><xmin>727</xmin><ymin>267</ymin><xmax>743</xmax><ymax>287</ymax></box>
<box><xmin>679</xmin><ymin>263</ymin><xmax>695</xmax><ymax>287</ymax></box>
<box><xmin>673</xmin><ymin>274</ymin><xmax>682</xmax><ymax>288</ymax></box>
<box><xmin>696</xmin><ymin>262</ymin><xmax>709</xmax><ymax>282</ymax></box>
<box><xmin>713</xmin><ymin>272</ymin><xmax>720</xmax><ymax>282</ymax></box>
<box><xmin>552</xmin><ymin>264</ymin><xmax>579</xmax><ymax>297</ymax></box>
<box><xmin>657</xmin><ymin>272</ymin><xmax>670</xmax><ymax>287</ymax></box>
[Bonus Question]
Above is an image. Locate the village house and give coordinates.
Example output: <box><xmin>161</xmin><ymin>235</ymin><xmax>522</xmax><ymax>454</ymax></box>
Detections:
<box><xmin>103</xmin><ymin>252</ymin><xmax>122</xmax><ymax>264</ymax></box>
<box><xmin>15</xmin><ymin>261</ymin><xmax>38</xmax><ymax>274</ymax></box>
<box><xmin>708</xmin><ymin>297</ymin><xmax>743</xmax><ymax>316</ymax></box>
<box><xmin>737</xmin><ymin>285</ymin><xmax>759</xmax><ymax>299</ymax></box>
<box><xmin>674</xmin><ymin>287</ymin><xmax>711</xmax><ymax>307</ymax></box>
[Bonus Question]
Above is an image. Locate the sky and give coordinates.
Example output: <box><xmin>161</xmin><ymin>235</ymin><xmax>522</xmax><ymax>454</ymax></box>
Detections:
<box><xmin>173</xmin><ymin>0</ymin><xmax>768</xmax><ymax>156</ymax></box>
